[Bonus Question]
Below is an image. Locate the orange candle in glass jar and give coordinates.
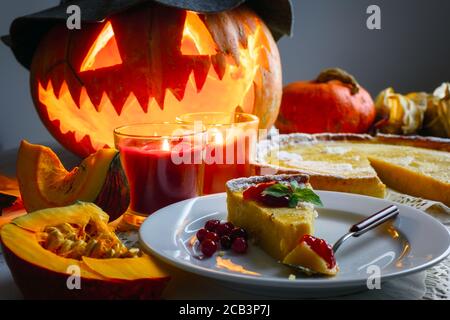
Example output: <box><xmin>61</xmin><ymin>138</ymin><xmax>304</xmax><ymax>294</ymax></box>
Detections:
<box><xmin>178</xmin><ymin>112</ymin><xmax>259</xmax><ymax>194</ymax></box>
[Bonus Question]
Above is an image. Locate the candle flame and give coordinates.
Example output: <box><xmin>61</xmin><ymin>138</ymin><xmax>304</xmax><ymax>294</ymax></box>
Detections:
<box><xmin>161</xmin><ymin>138</ymin><xmax>170</xmax><ymax>151</ymax></box>
<box><xmin>214</xmin><ymin>131</ymin><xmax>224</xmax><ymax>145</ymax></box>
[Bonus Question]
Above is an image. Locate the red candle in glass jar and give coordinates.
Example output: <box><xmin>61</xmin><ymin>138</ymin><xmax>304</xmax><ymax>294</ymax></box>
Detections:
<box><xmin>119</xmin><ymin>141</ymin><xmax>203</xmax><ymax>215</ymax></box>
<box><xmin>114</xmin><ymin>123</ymin><xmax>204</xmax><ymax>226</ymax></box>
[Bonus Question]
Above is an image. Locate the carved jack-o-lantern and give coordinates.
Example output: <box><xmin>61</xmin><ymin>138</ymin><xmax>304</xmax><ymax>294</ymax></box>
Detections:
<box><xmin>30</xmin><ymin>3</ymin><xmax>282</xmax><ymax>157</ymax></box>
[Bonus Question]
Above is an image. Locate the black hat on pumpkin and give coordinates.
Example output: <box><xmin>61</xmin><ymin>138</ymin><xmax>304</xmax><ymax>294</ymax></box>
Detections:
<box><xmin>2</xmin><ymin>0</ymin><xmax>293</xmax><ymax>70</ymax></box>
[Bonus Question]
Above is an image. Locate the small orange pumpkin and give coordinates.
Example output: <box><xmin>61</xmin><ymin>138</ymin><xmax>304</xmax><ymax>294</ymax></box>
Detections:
<box><xmin>276</xmin><ymin>68</ymin><xmax>376</xmax><ymax>134</ymax></box>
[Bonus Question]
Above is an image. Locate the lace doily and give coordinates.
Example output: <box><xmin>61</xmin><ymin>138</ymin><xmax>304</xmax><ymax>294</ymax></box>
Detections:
<box><xmin>386</xmin><ymin>189</ymin><xmax>450</xmax><ymax>215</ymax></box>
<box><xmin>386</xmin><ymin>189</ymin><xmax>450</xmax><ymax>300</ymax></box>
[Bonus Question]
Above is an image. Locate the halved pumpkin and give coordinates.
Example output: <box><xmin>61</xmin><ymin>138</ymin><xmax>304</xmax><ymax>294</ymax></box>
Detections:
<box><xmin>17</xmin><ymin>140</ymin><xmax>130</xmax><ymax>220</ymax></box>
<box><xmin>0</xmin><ymin>202</ymin><xmax>170</xmax><ymax>299</ymax></box>
<box><xmin>0</xmin><ymin>175</ymin><xmax>22</xmax><ymax>213</ymax></box>
<box><xmin>0</xmin><ymin>175</ymin><xmax>25</xmax><ymax>227</ymax></box>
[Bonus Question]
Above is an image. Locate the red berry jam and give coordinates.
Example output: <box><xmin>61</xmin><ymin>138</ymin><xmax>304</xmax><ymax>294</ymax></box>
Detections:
<box><xmin>243</xmin><ymin>181</ymin><xmax>290</xmax><ymax>207</ymax></box>
<box><xmin>301</xmin><ymin>235</ymin><xmax>336</xmax><ymax>269</ymax></box>
<box><xmin>259</xmin><ymin>194</ymin><xmax>290</xmax><ymax>207</ymax></box>
<box><xmin>243</xmin><ymin>182</ymin><xmax>276</xmax><ymax>201</ymax></box>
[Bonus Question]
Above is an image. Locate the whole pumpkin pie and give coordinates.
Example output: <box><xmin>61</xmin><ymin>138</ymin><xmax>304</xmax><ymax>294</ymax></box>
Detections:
<box><xmin>257</xmin><ymin>133</ymin><xmax>450</xmax><ymax>206</ymax></box>
<box><xmin>226</xmin><ymin>174</ymin><xmax>321</xmax><ymax>262</ymax></box>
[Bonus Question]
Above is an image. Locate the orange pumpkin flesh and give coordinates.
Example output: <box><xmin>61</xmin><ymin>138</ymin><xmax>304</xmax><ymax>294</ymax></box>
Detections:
<box><xmin>31</xmin><ymin>4</ymin><xmax>282</xmax><ymax>157</ymax></box>
<box><xmin>0</xmin><ymin>202</ymin><xmax>170</xmax><ymax>299</ymax></box>
<box><xmin>16</xmin><ymin>141</ymin><xmax>129</xmax><ymax>220</ymax></box>
<box><xmin>276</xmin><ymin>68</ymin><xmax>376</xmax><ymax>134</ymax></box>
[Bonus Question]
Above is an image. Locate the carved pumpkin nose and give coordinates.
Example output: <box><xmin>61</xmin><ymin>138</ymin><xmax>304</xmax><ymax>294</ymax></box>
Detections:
<box><xmin>30</xmin><ymin>3</ymin><xmax>282</xmax><ymax>157</ymax></box>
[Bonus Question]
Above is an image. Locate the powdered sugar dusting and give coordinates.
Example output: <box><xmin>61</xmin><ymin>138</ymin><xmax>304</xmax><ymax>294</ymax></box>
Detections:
<box><xmin>277</xmin><ymin>151</ymin><xmax>303</xmax><ymax>161</ymax></box>
<box><xmin>325</xmin><ymin>146</ymin><xmax>351</xmax><ymax>155</ymax></box>
<box><xmin>226</xmin><ymin>174</ymin><xmax>309</xmax><ymax>192</ymax></box>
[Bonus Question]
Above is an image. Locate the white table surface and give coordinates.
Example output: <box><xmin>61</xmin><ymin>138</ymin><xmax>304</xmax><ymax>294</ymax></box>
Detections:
<box><xmin>0</xmin><ymin>246</ymin><xmax>428</xmax><ymax>300</ymax></box>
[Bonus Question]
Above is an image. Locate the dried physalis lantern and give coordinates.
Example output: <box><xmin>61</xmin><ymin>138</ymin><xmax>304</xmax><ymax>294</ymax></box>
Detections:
<box><xmin>374</xmin><ymin>87</ymin><xmax>428</xmax><ymax>135</ymax></box>
<box><xmin>30</xmin><ymin>3</ymin><xmax>282</xmax><ymax>157</ymax></box>
<box><xmin>423</xmin><ymin>83</ymin><xmax>450</xmax><ymax>138</ymax></box>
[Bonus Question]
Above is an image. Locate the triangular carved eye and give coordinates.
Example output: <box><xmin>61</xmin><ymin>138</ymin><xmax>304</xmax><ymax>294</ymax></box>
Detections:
<box><xmin>80</xmin><ymin>21</ymin><xmax>123</xmax><ymax>72</ymax></box>
<box><xmin>180</xmin><ymin>12</ymin><xmax>217</xmax><ymax>56</ymax></box>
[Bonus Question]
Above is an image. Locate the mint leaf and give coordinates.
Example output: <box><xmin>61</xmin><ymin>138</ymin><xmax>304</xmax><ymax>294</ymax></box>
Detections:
<box><xmin>292</xmin><ymin>188</ymin><xmax>323</xmax><ymax>207</ymax></box>
<box><xmin>290</xmin><ymin>180</ymin><xmax>300</xmax><ymax>190</ymax></box>
<box><xmin>261</xmin><ymin>183</ymin><xmax>290</xmax><ymax>198</ymax></box>
<box><xmin>260</xmin><ymin>181</ymin><xmax>323</xmax><ymax>207</ymax></box>
<box><xmin>288</xmin><ymin>195</ymin><xmax>300</xmax><ymax>208</ymax></box>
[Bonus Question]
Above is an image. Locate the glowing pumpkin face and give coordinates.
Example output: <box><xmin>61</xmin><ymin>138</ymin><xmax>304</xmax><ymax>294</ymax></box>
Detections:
<box><xmin>30</xmin><ymin>3</ymin><xmax>282</xmax><ymax>157</ymax></box>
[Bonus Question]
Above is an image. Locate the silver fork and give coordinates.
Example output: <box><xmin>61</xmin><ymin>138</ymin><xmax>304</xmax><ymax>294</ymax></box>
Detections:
<box><xmin>284</xmin><ymin>204</ymin><xmax>400</xmax><ymax>274</ymax></box>
<box><xmin>332</xmin><ymin>204</ymin><xmax>400</xmax><ymax>253</ymax></box>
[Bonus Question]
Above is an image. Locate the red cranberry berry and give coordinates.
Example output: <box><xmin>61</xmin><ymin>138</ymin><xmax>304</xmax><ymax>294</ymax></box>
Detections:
<box><xmin>204</xmin><ymin>219</ymin><xmax>220</xmax><ymax>232</ymax></box>
<box><xmin>220</xmin><ymin>235</ymin><xmax>232</xmax><ymax>250</ymax></box>
<box><xmin>204</xmin><ymin>231</ymin><xmax>220</xmax><ymax>243</ymax></box>
<box><xmin>230</xmin><ymin>227</ymin><xmax>248</xmax><ymax>240</ymax></box>
<box><xmin>224</xmin><ymin>222</ymin><xmax>234</xmax><ymax>230</ymax></box>
<box><xmin>232</xmin><ymin>237</ymin><xmax>248</xmax><ymax>254</ymax></box>
<box><xmin>200</xmin><ymin>239</ymin><xmax>217</xmax><ymax>257</ymax></box>
<box><xmin>196</xmin><ymin>228</ymin><xmax>208</xmax><ymax>242</ymax></box>
<box><xmin>215</xmin><ymin>222</ymin><xmax>233</xmax><ymax>236</ymax></box>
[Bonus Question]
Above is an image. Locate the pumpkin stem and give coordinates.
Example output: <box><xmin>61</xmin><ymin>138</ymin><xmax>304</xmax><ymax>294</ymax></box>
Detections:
<box><xmin>315</xmin><ymin>68</ymin><xmax>360</xmax><ymax>95</ymax></box>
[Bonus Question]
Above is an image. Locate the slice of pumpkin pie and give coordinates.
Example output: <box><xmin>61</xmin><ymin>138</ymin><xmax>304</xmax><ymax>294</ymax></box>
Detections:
<box><xmin>283</xmin><ymin>235</ymin><xmax>338</xmax><ymax>276</ymax></box>
<box><xmin>226</xmin><ymin>174</ymin><xmax>322</xmax><ymax>262</ymax></box>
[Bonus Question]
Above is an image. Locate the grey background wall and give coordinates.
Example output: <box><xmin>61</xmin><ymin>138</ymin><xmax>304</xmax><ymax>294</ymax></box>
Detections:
<box><xmin>1</xmin><ymin>0</ymin><xmax>449</xmax><ymax>152</ymax></box>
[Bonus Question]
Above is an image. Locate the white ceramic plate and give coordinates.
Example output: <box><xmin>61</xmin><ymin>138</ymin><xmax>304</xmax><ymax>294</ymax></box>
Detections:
<box><xmin>139</xmin><ymin>191</ymin><xmax>450</xmax><ymax>297</ymax></box>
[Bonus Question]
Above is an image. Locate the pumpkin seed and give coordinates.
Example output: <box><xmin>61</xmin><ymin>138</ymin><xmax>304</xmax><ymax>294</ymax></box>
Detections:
<box><xmin>44</xmin><ymin>226</ymin><xmax>58</xmax><ymax>234</ymax></box>
<box><xmin>84</xmin><ymin>239</ymin><xmax>98</xmax><ymax>257</ymax></box>
<box><xmin>129</xmin><ymin>248</ymin><xmax>141</xmax><ymax>257</ymax></box>
<box><xmin>67</xmin><ymin>240</ymin><xmax>86</xmax><ymax>259</ymax></box>
<box><xmin>41</xmin><ymin>222</ymin><xmax>142</xmax><ymax>260</ymax></box>
<box><xmin>46</xmin><ymin>229</ymin><xmax>65</xmax><ymax>251</ymax></box>
<box><xmin>57</xmin><ymin>223</ymin><xmax>76</xmax><ymax>234</ymax></box>
<box><xmin>58</xmin><ymin>239</ymin><xmax>74</xmax><ymax>255</ymax></box>
<box><xmin>92</xmin><ymin>240</ymin><xmax>109</xmax><ymax>258</ymax></box>
<box><xmin>123</xmin><ymin>248</ymin><xmax>140</xmax><ymax>258</ymax></box>
<box><xmin>105</xmin><ymin>248</ymin><xmax>115</xmax><ymax>258</ymax></box>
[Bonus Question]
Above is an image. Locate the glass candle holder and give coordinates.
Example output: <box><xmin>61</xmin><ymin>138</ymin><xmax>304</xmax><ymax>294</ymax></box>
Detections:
<box><xmin>114</xmin><ymin>123</ymin><xmax>205</xmax><ymax>227</ymax></box>
<box><xmin>177</xmin><ymin>112</ymin><xmax>259</xmax><ymax>194</ymax></box>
